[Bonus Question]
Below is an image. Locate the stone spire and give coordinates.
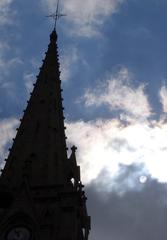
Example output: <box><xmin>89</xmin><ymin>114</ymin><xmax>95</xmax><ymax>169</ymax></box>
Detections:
<box><xmin>0</xmin><ymin>29</ymin><xmax>91</xmax><ymax>240</ymax></box>
<box><xmin>1</xmin><ymin>30</ymin><xmax>68</xmax><ymax>187</ymax></box>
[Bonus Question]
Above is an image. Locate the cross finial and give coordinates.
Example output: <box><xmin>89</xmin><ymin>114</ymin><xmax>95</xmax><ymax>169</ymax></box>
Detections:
<box><xmin>46</xmin><ymin>0</ymin><xmax>66</xmax><ymax>30</ymax></box>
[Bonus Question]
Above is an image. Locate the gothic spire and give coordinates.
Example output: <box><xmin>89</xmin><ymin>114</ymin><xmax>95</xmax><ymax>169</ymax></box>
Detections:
<box><xmin>1</xmin><ymin>30</ymin><xmax>68</xmax><ymax>187</ymax></box>
<box><xmin>0</xmin><ymin>29</ymin><xmax>91</xmax><ymax>240</ymax></box>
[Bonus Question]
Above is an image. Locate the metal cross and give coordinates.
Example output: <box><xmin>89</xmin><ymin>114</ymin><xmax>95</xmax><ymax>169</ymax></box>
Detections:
<box><xmin>46</xmin><ymin>0</ymin><xmax>66</xmax><ymax>29</ymax></box>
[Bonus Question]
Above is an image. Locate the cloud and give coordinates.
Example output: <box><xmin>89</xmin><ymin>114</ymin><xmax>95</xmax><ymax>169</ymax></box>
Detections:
<box><xmin>41</xmin><ymin>0</ymin><xmax>125</xmax><ymax>37</ymax></box>
<box><xmin>0</xmin><ymin>0</ymin><xmax>15</xmax><ymax>25</ymax></box>
<box><xmin>23</xmin><ymin>73</ymin><xmax>35</xmax><ymax>93</ymax></box>
<box><xmin>66</xmin><ymin>117</ymin><xmax>167</xmax><ymax>185</ymax></box>
<box><xmin>81</xmin><ymin>67</ymin><xmax>152</xmax><ymax>120</ymax></box>
<box><xmin>0</xmin><ymin>8</ymin><xmax>22</xmax><ymax>97</ymax></box>
<box><xmin>87</xmin><ymin>169</ymin><xmax>167</xmax><ymax>240</ymax></box>
<box><xmin>0</xmin><ymin>118</ymin><xmax>19</xmax><ymax>166</ymax></box>
<box><xmin>0</xmin><ymin>39</ymin><xmax>23</xmax><ymax>82</ymax></box>
<box><xmin>0</xmin><ymin>56</ymin><xmax>23</xmax><ymax>98</ymax></box>
<box><xmin>159</xmin><ymin>85</ymin><xmax>167</xmax><ymax>113</ymax></box>
<box><xmin>59</xmin><ymin>47</ymin><xmax>79</xmax><ymax>81</ymax></box>
<box><xmin>0</xmin><ymin>53</ymin><xmax>23</xmax><ymax>79</ymax></box>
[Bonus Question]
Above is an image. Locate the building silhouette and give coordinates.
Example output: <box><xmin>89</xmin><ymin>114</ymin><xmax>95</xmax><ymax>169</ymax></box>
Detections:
<box><xmin>0</xmin><ymin>29</ymin><xmax>91</xmax><ymax>240</ymax></box>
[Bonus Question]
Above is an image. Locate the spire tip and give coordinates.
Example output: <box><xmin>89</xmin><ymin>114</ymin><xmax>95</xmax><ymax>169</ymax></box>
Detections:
<box><xmin>50</xmin><ymin>29</ymin><xmax>57</xmax><ymax>41</ymax></box>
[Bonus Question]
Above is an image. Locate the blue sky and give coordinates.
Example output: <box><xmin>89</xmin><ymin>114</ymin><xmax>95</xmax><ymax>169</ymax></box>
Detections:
<box><xmin>1</xmin><ymin>0</ymin><xmax>167</xmax><ymax>239</ymax></box>
<box><xmin>1</xmin><ymin>0</ymin><xmax>167</xmax><ymax>119</ymax></box>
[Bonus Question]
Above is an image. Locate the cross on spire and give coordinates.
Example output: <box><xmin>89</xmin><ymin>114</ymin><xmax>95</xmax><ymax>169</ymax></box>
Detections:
<box><xmin>47</xmin><ymin>0</ymin><xmax>66</xmax><ymax>30</ymax></box>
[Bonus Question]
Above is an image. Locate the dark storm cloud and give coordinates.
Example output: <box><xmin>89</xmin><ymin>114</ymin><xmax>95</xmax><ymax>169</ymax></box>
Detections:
<box><xmin>86</xmin><ymin>164</ymin><xmax>167</xmax><ymax>240</ymax></box>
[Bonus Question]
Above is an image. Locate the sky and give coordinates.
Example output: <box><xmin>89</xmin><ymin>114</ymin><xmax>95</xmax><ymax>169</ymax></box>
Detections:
<box><xmin>1</xmin><ymin>0</ymin><xmax>167</xmax><ymax>239</ymax></box>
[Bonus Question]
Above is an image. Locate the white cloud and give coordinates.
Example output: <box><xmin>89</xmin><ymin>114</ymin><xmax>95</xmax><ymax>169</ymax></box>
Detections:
<box><xmin>0</xmin><ymin>118</ymin><xmax>19</xmax><ymax>166</ymax></box>
<box><xmin>0</xmin><ymin>0</ymin><xmax>15</xmax><ymax>25</ymax></box>
<box><xmin>0</xmin><ymin>57</ymin><xmax>23</xmax><ymax>77</ymax></box>
<box><xmin>159</xmin><ymin>85</ymin><xmax>167</xmax><ymax>113</ymax></box>
<box><xmin>0</xmin><ymin>57</ymin><xmax>23</xmax><ymax>98</ymax></box>
<box><xmin>60</xmin><ymin>47</ymin><xmax>79</xmax><ymax>81</ymax></box>
<box><xmin>41</xmin><ymin>0</ymin><xmax>124</xmax><ymax>37</ymax></box>
<box><xmin>23</xmin><ymin>73</ymin><xmax>35</xmax><ymax>93</ymax></box>
<box><xmin>66</xmin><ymin>118</ymin><xmax>167</xmax><ymax>187</ymax></box>
<box><xmin>82</xmin><ymin>67</ymin><xmax>152</xmax><ymax>120</ymax></box>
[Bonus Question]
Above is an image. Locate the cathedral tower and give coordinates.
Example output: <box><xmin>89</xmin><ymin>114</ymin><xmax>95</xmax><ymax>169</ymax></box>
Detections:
<box><xmin>0</xmin><ymin>29</ymin><xmax>91</xmax><ymax>240</ymax></box>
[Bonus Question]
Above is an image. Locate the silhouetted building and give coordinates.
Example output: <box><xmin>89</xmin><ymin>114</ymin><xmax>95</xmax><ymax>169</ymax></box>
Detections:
<box><xmin>0</xmin><ymin>29</ymin><xmax>91</xmax><ymax>240</ymax></box>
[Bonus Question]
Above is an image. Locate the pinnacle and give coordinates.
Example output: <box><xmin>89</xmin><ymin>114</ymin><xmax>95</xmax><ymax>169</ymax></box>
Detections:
<box><xmin>71</xmin><ymin>146</ymin><xmax>77</xmax><ymax>153</ymax></box>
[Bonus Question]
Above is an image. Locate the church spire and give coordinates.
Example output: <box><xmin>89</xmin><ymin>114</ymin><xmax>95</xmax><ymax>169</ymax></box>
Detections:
<box><xmin>1</xmin><ymin>30</ymin><xmax>68</xmax><ymax>187</ymax></box>
<box><xmin>0</xmin><ymin>29</ymin><xmax>91</xmax><ymax>240</ymax></box>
